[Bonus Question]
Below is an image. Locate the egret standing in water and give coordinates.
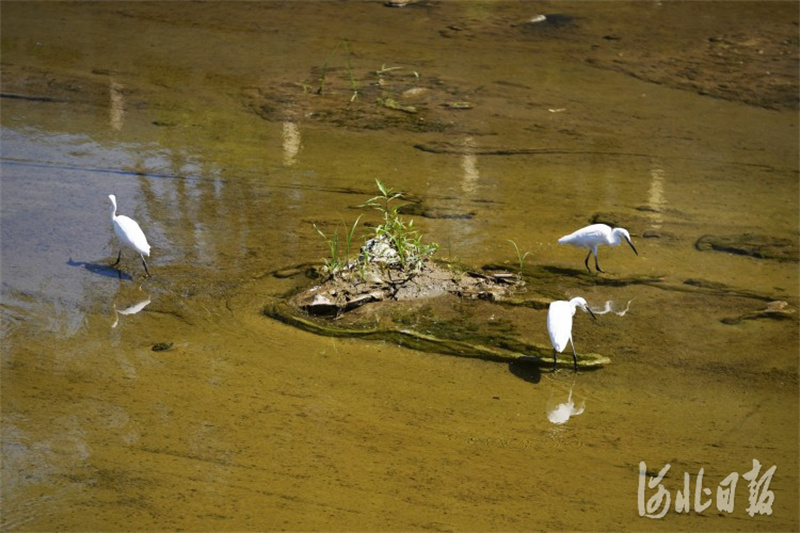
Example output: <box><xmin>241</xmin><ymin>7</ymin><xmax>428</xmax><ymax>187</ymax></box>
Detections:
<box><xmin>109</xmin><ymin>194</ymin><xmax>151</xmax><ymax>277</ymax></box>
<box><xmin>547</xmin><ymin>297</ymin><xmax>597</xmax><ymax>372</ymax></box>
<box><xmin>558</xmin><ymin>223</ymin><xmax>638</xmax><ymax>273</ymax></box>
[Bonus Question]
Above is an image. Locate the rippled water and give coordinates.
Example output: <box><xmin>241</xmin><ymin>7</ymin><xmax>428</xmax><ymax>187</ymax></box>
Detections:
<box><xmin>2</xmin><ymin>2</ymin><xmax>798</xmax><ymax>531</ymax></box>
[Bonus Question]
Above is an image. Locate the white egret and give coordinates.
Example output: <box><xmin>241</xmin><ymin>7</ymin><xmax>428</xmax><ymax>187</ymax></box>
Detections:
<box><xmin>558</xmin><ymin>223</ymin><xmax>638</xmax><ymax>273</ymax></box>
<box><xmin>109</xmin><ymin>194</ymin><xmax>151</xmax><ymax>276</ymax></box>
<box><xmin>547</xmin><ymin>297</ymin><xmax>597</xmax><ymax>372</ymax></box>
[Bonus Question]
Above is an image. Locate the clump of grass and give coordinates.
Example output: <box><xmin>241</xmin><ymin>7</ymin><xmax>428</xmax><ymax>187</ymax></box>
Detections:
<box><xmin>313</xmin><ymin>214</ymin><xmax>363</xmax><ymax>275</ymax></box>
<box><xmin>313</xmin><ymin>179</ymin><xmax>438</xmax><ymax>278</ymax></box>
<box><xmin>313</xmin><ymin>223</ymin><xmax>341</xmax><ymax>273</ymax></box>
<box><xmin>507</xmin><ymin>239</ymin><xmax>531</xmax><ymax>272</ymax></box>
<box><xmin>442</xmin><ymin>237</ymin><xmax>465</xmax><ymax>274</ymax></box>
<box><xmin>343</xmin><ymin>40</ymin><xmax>359</xmax><ymax>103</ymax></box>
<box><xmin>361</xmin><ymin>178</ymin><xmax>438</xmax><ymax>269</ymax></box>
<box><xmin>315</xmin><ymin>39</ymin><xmax>360</xmax><ymax>103</ymax></box>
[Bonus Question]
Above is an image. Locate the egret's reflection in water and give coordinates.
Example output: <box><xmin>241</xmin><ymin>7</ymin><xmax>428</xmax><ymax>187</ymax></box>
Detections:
<box><xmin>590</xmin><ymin>299</ymin><xmax>633</xmax><ymax>317</ymax></box>
<box><xmin>111</xmin><ymin>294</ymin><xmax>150</xmax><ymax>328</ymax></box>
<box><xmin>547</xmin><ymin>382</ymin><xmax>586</xmax><ymax>425</ymax></box>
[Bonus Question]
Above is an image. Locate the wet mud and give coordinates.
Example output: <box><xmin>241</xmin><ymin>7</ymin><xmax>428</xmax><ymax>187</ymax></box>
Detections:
<box><xmin>2</xmin><ymin>1</ymin><xmax>798</xmax><ymax>532</ymax></box>
<box><xmin>261</xmin><ymin>261</ymin><xmax>611</xmax><ymax>368</ymax></box>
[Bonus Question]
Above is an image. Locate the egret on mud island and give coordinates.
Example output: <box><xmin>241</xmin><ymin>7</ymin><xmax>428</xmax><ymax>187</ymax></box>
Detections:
<box><xmin>109</xmin><ymin>194</ymin><xmax>151</xmax><ymax>276</ymax></box>
<box><xmin>558</xmin><ymin>223</ymin><xmax>638</xmax><ymax>273</ymax></box>
<box><xmin>547</xmin><ymin>297</ymin><xmax>597</xmax><ymax>372</ymax></box>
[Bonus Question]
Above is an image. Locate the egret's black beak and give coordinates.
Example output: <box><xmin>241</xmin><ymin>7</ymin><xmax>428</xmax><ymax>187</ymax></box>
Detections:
<box><xmin>586</xmin><ymin>307</ymin><xmax>597</xmax><ymax>321</ymax></box>
<box><xmin>626</xmin><ymin>237</ymin><xmax>639</xmax><ymax>256</ymax></box>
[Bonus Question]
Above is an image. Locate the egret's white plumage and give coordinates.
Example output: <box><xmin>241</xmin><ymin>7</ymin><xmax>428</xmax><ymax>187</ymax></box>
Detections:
<box><xmin>109</xmin><ymin>194</ymin><xmax>151</xmax><ymax>276</ymax></box>
<box><xmin>558</xmin><ymin>223</ymin><xmax>638</xmax><ymax>273</ymax></box>
<box><xmin>547</xmin><ymin>297</ymin><xmax>596</xmax><ymax>371</ymax></box>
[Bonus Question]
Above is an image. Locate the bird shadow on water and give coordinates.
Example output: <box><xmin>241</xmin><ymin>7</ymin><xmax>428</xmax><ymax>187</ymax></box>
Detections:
<box><xmin>539</xmin><ymin>265</ymin><xmax>589</xmax><ymax>278</ymax></box>
<box><xmin>508</xmin><ymin>355</ymin><xmax>606</xmax><ymax>385</ymax></box>
<box><xmin>509</xmin><ymin>356</ymin><xmax>543</xmax><ymax>384</ymax></box>
<box><xmin>67</xmin><ymin>257</ymin><xmax>132</xmax><ymax>281</ymax></box>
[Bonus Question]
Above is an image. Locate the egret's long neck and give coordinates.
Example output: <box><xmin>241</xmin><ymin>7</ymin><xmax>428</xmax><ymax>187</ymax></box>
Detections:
<box><xmin>109</xmin><ymin>200</ymin><xmax>117</xmax><ymax>221</ymax></box>
<box><xmin>569</xmin><ymin>298</ymin><xmax>584</xmax><ymax>315</ymax></box>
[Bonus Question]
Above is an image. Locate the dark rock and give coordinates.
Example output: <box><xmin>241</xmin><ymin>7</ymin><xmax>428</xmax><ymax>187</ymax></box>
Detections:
<box><xmin>695</xmin><ymin>234</ymin><xmax>799</xmax><ymax>262</ymax></box>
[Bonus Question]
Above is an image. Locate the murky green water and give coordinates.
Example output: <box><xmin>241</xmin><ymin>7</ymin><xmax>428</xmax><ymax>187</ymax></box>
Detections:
<box><xmin>2</xmin><ymin>2</ymin><xmax>798</xmax><ymax>531</ymax></box>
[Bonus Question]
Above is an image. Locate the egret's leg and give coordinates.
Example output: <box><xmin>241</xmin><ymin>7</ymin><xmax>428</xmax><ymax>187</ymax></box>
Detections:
<box><xmin>583</xmin><ymin>251</ymin><xmax>592</xmax><ymax>273</ymax></box>
<box><xmin>552</xmin><ymin>349</ymin><xmax>558</xmax><ymax>372</ymax></box>
<box><xmin>570</xmin><ymin>340</ymin><xmax>579</xmax><ymax>372</ymax></box>
<box><xmin>594</xmin><ymin>251</ymin><xmax>604</xmax><ymax>273</ymax></box>
<box><xmin>112</xmin><ymin>250</ymin><xmax>122</xmax><ymax>267</ymax></box>
<box><xmin>140</xmin><ymin>254</ymin><xmax>150</xmax><ymax>277</ymax></box>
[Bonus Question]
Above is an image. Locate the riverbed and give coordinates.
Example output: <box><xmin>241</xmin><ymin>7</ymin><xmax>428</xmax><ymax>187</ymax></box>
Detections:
<box><xmin>1</xmin><ymin>2</ymin><xmax>798</xmax><ymax>531</ymax></box>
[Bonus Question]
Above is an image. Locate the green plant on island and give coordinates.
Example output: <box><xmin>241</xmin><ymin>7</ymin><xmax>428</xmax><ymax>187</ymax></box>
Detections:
<box><xmin>361</xmin><ymin>178</ymin><xmax>438</xmax><ymax>270</ymax></box>
<box><xmin>313</xmin><ymin>214</ymin><xmax>363</xmax><ymax>275</ymax></box>
<box><xmin>507</xmin><ymin>239</ymin><xmax>531</xmax><ymax>272</ymax></box>
<box><xmin>313</xmin><ymin>179</ymin><xmax>438</xmax><ymax>278</ymax></box>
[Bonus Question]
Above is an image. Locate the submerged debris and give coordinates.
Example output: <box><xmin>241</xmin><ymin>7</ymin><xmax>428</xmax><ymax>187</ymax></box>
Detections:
<box><xmin>295</xmin><ymin>257</ymin><xmax>525</xmax><ymax>317</ymax></box>
<box><xmin>695</xmin><ymin>234</ymin><xmax>799</xmax><ymax>262</ymax></box>
<box><xmin>721</xmin><ymin>300</ymin><xmax>796</xmax><ymax>325</ymax></box>
<box><xmin>152</xmin><ymin>342</ymin><xmax>174</xmax><ymax>352</ymax></box>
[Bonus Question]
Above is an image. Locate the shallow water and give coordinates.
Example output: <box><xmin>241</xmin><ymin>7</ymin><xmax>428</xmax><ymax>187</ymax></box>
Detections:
<box><xmin>1</xmin><ymin>2</ymin><xmax>798</xmax><ymax>531</ymax></box>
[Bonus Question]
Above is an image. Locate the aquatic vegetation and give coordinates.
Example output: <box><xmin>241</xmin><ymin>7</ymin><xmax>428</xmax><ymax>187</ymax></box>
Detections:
<box><xmin>375</xmin><ymin>64</ymin><xmax>404</xmax><ymax>76</ymax></box>
<box><xmin>442</xmin><ymin>101</ymin><xmax>473</xmax><ymax>110</ymax></box>
<box><xmin>695</xmin><ymin>233</ymin><xmax>799</xmax><ymax>262</ymax></box>
<box><xmin>376</xmin><ymin>97</ymin><xmax>418</xmax><ymax>114</ymax></box>
<box><xmin>507</xmin><ymin>239</ymin><xmax>531</xmax><ymax>272</ymax></box>
<box><xmin>313</xmin><ymin>214</ymin><xmax>363</xmax><ymax>275</ymax></box>
<box><xmin>360</xmin><ymin>178</ymin><xmax>439</xmax><ymax>270</ymax></box>
<box><xmin>312</xmin><ymin>179</ymin><xmax>438</xmax><ymax>283</ymax></box>
<box><xmin>316</xmin><ymin>39</ymin><xmax>360</xmax><ymax>103</ymax></box>
<box><xmin>265</xmin><ymin>299</ymin><xmax>610</xmax><ymax>368</ymax></box>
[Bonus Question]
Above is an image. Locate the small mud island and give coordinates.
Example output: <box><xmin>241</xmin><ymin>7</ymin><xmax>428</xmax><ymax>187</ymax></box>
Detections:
<box><xmin>263</xmin><ymin>180</ymin><xmax>612</xmax><ymax>370</ymax></box>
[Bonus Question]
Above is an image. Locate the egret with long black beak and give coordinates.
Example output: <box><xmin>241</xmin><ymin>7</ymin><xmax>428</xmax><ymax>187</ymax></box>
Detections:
<box><xmin>558</xmin><ymin>223</ymin><xmax>638</xmax><ymax>273</ymax></box>
<box><xmin>547</xmin><ymin>297</ymin><xmax>597</xmax><ymax>372</ymax></box>
<box><xmin>109</xmin><ymin>194</ymin><xmax>151</xmax><ymax>276</ymax></box>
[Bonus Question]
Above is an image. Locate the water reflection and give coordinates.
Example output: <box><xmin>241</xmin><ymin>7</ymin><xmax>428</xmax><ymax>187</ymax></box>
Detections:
<box><xmin>590</xmin><ymin>299</ymin><xmax>633</xmax><ymax>316</ymax></box>
<box><xmin>108</xmin><ymin>78</ymin><xmax>125</xmax><ymax>131</ymax></box>
<box><xmin>547</xmin><ymin>383</ymin><xmax>585</xmax><ymax>425</ymax></box>
<box><xmin>460</xmin><ymin>136</ymin><xmax>479</xmax><ymax>194</ymax></box>
<box><xmin>111</xmin><ymin>293</ymin><xmax>151</xmax><ymax>328</ymax></box>
<box><xmin>429</xmin><ymin>135</ymin><xmax>484</xmax><ymax>257</ymax></box>
<box><xmin>282</xmin><ymin>120</ymin><xmax>302</xmax><ymax>167</ymax></box>
<box><xmin>647</xmin><ymin>165</ymin><xmax>666</xmax><ymax>229</ymax></box>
